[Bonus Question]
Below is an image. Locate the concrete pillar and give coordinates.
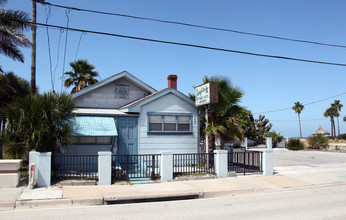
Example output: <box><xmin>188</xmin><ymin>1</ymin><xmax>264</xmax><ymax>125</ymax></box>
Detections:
<box><xmin>262</xmin><ymin>149</ymin><xmax>273</xmax><ymax>175</ymax></box>
<box><xmin>213</xmin><ymin>150</ymin><xmax>228</xmax><ymax>178</ymax></box>
<box><xmin>266</xmin><ymin>137</ymin><xmax>272</xmax><ymax>149</ymax></box>
<box><xmin>98</xmin><ymin>151</ymin><xmax>112</xmax><ymax>185</ymax></box>
<box><xmin>160</xmin><ymin>151</ymin><xmax>173</xmax><ymax>181</ymax></box>
<box><xmin>243</xmin><ymin>137</ymin><xmax>248</xmax><ymax>150</ymax></box>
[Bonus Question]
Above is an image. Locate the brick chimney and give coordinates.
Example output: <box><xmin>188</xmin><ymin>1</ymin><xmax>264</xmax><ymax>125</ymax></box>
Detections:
<box><xmin>167</xmin><ymin>74</ymin><xmax>178</xmax><ymax>89</ymax></box>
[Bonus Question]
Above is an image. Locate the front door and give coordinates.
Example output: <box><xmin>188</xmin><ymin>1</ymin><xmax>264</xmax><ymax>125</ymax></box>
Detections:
<box><xmin>117</xmin><ymin>117</ymin><xmax>138</xmax><ymax>155</ymax></box>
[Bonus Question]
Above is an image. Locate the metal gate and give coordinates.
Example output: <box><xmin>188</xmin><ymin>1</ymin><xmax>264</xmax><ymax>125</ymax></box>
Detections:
<box><xmin>228</xmin><ymin>151</ymin><xmax>263</xmax><ymax>175</ymax></box>
<box><xmin>111</xmin><ymin>154</ymin><xmax>160</xmax><ymax>182</ymax></box>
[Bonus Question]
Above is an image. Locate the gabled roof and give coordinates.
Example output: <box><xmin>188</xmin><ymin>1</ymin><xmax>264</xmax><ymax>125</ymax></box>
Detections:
<box><xmin>72</xmin><ymin>71</ymin><xmax>157</xmax><ymax>99</ymax></box>
<box><xmin>120</xmin><ymin>87</ymin><xmax>196</xmax><ymax>113</ymax></box>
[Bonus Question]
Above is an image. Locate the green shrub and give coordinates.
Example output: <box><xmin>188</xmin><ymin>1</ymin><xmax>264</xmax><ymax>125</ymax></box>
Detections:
<box><xmin>287</xmin><ymin>139</ymin><xmax>304</xmax><ymax>151</ymax></box>
<box><xmin>336</xmin><ymin>134</ymin><xmax>346</xmax><ymax>140</ymax></box>
<box><xmin>307</xmin><ymin>134</ymin><xmax>328</xmax><ymax>149</ymax></box>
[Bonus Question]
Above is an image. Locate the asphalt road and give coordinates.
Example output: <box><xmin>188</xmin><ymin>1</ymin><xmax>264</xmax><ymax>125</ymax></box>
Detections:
<box><xmin>1</xmin><ymin>183</ymin><xmax>345</xmax><ymax>220</ymax></box>
<box><xmin>273</xmin><ymin>149</ymin><xmax>346</xmax><ymax>167</ymax></box>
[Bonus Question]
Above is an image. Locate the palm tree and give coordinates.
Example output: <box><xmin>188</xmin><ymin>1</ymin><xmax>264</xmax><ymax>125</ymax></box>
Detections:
<box><xmin>202</xmin><ymin>76</ymin><xmax>244</xmax><ymax>152</ymax></box>
<box><xmin>0</xmin><ymin>72</ymin><xmax>30</xmax><ymax>158</ymax></box>
<box><xmin>0</xmin><ymin>0</ymin><xmax>31</xmax><ymax>69</ymax></box>
<box><xmin>292</xmin><ymin>102</ymin><xmax>304</xmax><ymax>139</ymax></box>
<box><xmin>64</xmin><ymin>59</ymin><xmax>99</xmax><ymax>94</ymax></box>
<box><xmin>3</xmin><ymin>92</ymin><xmax>74</xmax><ymax>159</ymax></box>
<box><xmin>332</xmin><ymin>100</ymin><xmax>343</xmax><ymax>136</ymax></box>
<box><xmin>324</xmin><ymin>106</ymin><xmax>337</xmax><ymax>138</ymax></box>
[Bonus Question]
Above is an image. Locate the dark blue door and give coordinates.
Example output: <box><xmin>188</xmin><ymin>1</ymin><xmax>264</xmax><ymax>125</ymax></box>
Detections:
<box><xmin>117</xmin><ymin>117</ymin><xmax>138</xmax><ymax>155</ymax></box>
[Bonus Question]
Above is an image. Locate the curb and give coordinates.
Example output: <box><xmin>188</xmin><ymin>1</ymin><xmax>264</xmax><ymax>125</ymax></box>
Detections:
<box><xmin>15</xmin><ymin>199</ymin><xmax>73</xmax><ymax>210</ymax></box>
<box><xmin>0</xmin><ymin>202</ymin><xmax>15</xmax><ymax>211</ymax></box>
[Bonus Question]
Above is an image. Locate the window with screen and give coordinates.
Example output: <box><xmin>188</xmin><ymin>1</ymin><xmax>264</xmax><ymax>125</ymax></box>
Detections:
<box><xmin>148</xmin><ymin>113</ymin><xmax>192</xmax><ymax>133</ymax></box>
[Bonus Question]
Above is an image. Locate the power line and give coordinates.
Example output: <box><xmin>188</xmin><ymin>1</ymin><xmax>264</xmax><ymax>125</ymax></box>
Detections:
<box><xmin>36</xmin><ymin>0</ymin><xmax>346</xmax><ymax>49</ymax></box>
<box><xmin>254</xmin><ymin>91</ymin><xmax>346</xmax><ymax>114</ymax></box>
<box><xmin>6</xmin><ymin>17</ymin><xmax>346</xmax><ymax>67</ymax></box>
<box><xmin>271</xmin><ymin>118</ymin><xmax>327</xmax><ymax>122</ymax></box>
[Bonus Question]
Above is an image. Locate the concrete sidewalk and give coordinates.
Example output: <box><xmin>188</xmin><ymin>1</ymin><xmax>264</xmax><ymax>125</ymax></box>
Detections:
<box><xmin>2</xmin><ymin>166</ymin><xmax>346</xmax><ymax>211</ymax></box>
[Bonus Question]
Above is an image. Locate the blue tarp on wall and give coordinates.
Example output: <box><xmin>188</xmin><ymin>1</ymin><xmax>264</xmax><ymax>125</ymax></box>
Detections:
<box><xmin>73</xmin><ymin>116</ymin><xmax>118</xmax><ymax>136</ymax></box>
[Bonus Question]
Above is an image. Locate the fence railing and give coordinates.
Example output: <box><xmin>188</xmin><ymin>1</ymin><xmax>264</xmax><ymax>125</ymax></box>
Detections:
<box><xmin>52</xmin><ymin>154</ymin><xmax>98</xmax><ymax>180</ymax></box>
<box><xmin>173</xmin><ymin>153</ymin><xmax>215</xmax><ymax>177</ymax></box>
<box><xmin>111</xmin><ymin>154</ymin><xmax>160</xmax><ymax>181</ymax></box>
<box><xmin>228</xmin><ymin>151</ymin><xmax>262</xmax><ymax>175</ymax></box>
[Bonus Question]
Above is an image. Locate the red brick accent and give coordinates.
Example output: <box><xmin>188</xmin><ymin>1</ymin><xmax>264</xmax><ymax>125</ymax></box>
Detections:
<box><xmin>167</xmin><ymin>74</ymin><xmax>178</xmax><ymax>89</ymax></box>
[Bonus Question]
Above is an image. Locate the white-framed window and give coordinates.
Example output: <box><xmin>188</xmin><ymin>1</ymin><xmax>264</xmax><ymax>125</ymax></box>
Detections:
<box><xmin>148</xmin><ymin>113</ymin><xmax>192</xmax><ymax>133</ymax></box>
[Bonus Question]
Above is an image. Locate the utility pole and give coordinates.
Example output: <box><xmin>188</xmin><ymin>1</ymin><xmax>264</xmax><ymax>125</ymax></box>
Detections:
<box><xmin>31</xmin><ymin>0</ymin><xmax>37</xmax><ymax>95</ymax></box>
<box><xmin>30</xmin><ymin>0</ymin><xmax>36</xmax><ymax>95</ymax></box>
<box><xmin>31</xmin><ymin>0</ymin><xmax>45</xmax><ymax>95</ymax></box>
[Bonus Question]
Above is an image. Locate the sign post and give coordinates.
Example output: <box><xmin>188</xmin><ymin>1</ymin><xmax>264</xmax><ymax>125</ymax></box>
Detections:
<box><xmin>195</xmin><ymin>82</ymin><xmax>219</xmax><ymax>170</ymax></box>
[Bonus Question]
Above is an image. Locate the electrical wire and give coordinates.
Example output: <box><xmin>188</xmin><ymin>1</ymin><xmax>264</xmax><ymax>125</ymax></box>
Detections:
<box><xmin>74</xmin><ymin>32</ymin><xmax>87</xmax><ymax>61</ymax></box>
<box><xmin>60</xmin><ymin>9</ymin><xmax>71</xmax><ymax>93</ymax></box>
<box><xmin>53</xmin><ymin>28</ymin><xmax>63</xmax><ymax>85</ymax></box>
<box><xmin>45</xmin><ymin>4</ymin><xmax>54</xmax><ymax>91</ymax></box>
<box><xmin>36</xmin><ymin>0</ymin><xmax>346</xmax><ymax>49</ymax></box>
<box><xmin>5</xmin><ymin>17</ymin><xmax>346</xmax><ymax>67</ymax></box>
<box><xmin>254</xmin><ymin>91</ymin><xmax>346</xmax><ymax>114</ymax></box>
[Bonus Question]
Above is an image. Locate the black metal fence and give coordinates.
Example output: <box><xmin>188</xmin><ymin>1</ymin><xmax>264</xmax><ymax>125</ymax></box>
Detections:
<box><xmin>52</xmin><ymin>154</ymin><xmax>98</xmax><ymax>180</ymax></box>
<box><xmin>111</xmin><ymin>154</ymin><xmax>160</xmax><ymax>181</ymax></box>
<box><xmin>173</xmin><ymin>153</ymin><xmax>215</xmax><ymax>177</ymax></box>
<box><xmin>228</xmin><ymin>151</ymin><xmax>262</xmax><ymax>175</ymax></box>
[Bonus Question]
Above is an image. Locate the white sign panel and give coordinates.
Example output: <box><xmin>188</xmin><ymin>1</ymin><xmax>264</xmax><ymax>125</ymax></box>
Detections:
<box><xmin>195</xmin><ymin>83</ymin><xmax>211</xmax><ymax>106</ymax></box>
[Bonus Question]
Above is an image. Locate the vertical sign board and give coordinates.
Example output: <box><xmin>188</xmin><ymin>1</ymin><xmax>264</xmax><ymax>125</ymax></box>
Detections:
<box><xmin>195</xmin><ymin>82</ymin><xmax>219</xmax><ymax>169</ymax></box>
<box><xmin>195</xmin><ymin>82</ymin><xmax>219</xmax><ymax>107</ymax></box>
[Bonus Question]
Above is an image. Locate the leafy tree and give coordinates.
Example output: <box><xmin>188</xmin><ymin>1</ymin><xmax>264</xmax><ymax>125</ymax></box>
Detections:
<box><xmin>64</xmin><ymin>59</ymin><xmax>99</xmax><ymax>94</ymax></box>
<box><xmin>250</xmin><ymin>114</ymin><xmax>272</xmax><ymax>144</ymax></box>
<box><xmin>292</xmin><ymin>102</ymin><xmax>304</xmax><ymax>139</ymax></box>
<box><xmin>344</xmin><ymin>116</ymin><xmax>346</xmax><ymax>122</ymax></box>
<box><xmin>324</xmin><ymin>106</ymin><xmax>337</xmax><ymax>138</ymax></box>
<box><xmin>0</xmin><ymin>0</ymin><xmax>31</xmax><ymax>71</ymax></box>
<box><xmin>332</xmin><ymin>100</ymin><xmax>343</xmax><ymax>136</ymax></box>
<box><xmin>198</xmin><ymin>76</ymin><xmax>245</xmax><ymax>153</ymax></box>
<box><xmin>265</xmin><ymin>131</ymin><xmax>284</xmax><ymax>148</ymax></box>
<box><xmin>3</xmin><ymin>92</ymin><xmax>74</xmax><ymax>159</ymax></box>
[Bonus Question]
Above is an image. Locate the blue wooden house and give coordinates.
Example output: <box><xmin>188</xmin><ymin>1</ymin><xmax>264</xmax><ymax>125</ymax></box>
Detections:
<box><xmin>58</xmin><ymin>71</ymin><xmax>200</xmax><ymax>156</ymax></box>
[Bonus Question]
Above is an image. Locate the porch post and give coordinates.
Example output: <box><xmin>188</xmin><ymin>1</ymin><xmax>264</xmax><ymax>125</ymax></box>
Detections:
<box><xmin>160</xmin><ymin>151</ymin><xmax>173</xmax><ymax>181</ymax></box>
<box><xmin>213</xmin><ymin>150</ymin><xmax>228</xmax><ymax>178</ymax></box>
<box><xmin>98</xmin><ymin>151</ymin><xmax>112</xmax><ymax>185</ymax></box>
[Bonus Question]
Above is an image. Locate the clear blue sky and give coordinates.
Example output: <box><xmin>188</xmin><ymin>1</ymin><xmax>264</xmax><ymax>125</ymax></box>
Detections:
<box><xmin>4</xmin><ymin>0</ymin><xmax>346</xmax><ymax>138</ymax></box>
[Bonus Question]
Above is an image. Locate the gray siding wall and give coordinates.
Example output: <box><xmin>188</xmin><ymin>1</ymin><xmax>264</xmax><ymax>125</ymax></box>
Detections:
<box><xmin>138</xmin><ymin>93</ymin><xmax>199</xmax><ymax>154</ymax></box>
<box><xmin>74</xmin><ymin>78</ymin><xmax>150</xmax><ymax>108</ymax></box>
<box><xmin>58</xmin><ymin>145</ymin><xmax>114</xmax><ymax>155</ymax></box>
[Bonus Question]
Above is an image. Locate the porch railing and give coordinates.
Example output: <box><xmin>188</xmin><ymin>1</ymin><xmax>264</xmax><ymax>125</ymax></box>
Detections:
<box><xmin>173</xmin><ymin>153</ymin><xmax>215</xmax><ymax>177</ymax></box>
<box><xmin>52</xmin><ymin>154</ymin><xmax>98</xmax><ymax>180</ymax></box>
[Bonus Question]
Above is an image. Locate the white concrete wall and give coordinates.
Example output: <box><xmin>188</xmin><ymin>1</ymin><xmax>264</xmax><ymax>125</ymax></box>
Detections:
<box><xmin>74</xmin><ymin>78</ymin><xmax>150</xmax><ymax>108</ymax></box>
<box><xmin>0</xmin><ymin>160</ymin><xmax>22</xmax><ymax>188</ymax></box>
<box><xmin>138</xmin><ymin>93</ymin><xmax>199</xmax><ymax>154</ymax></box>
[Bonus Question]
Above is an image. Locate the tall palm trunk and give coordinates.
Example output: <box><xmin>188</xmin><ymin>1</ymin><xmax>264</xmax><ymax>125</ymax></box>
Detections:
<box><xmin>31</xmin><ymin>0</ymin><xmax>37</xmax><ymax>95</ymax></box>
<box><xmin>337</xmin><ymin>116</ymin><xmax>340</xmax><ymax>136</ymax></box>
<box><xmin>298</xmin><ymin>113</ymin><xmax>302</xmax><ymax>139</ymax></box>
